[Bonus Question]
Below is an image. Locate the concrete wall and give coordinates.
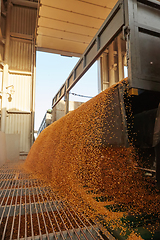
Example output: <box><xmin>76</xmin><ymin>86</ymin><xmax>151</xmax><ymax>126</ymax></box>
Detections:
<box><xmin>52</xmin><ymin>100</ymin><xmax>65</xmax><ymax>122</ymax></box>
<box><xmin>0</xmin><ymin>131</ymin><xmax>7</xmax><ymax>167</ymax></box>
<box><xmin>0</xmin><ymin>132</ymin><xmax>20</xmax><ymax>165</ymax></box>
<box><xmin>6</xmin><ymin>134</ymin><xmax>20</xmax><ymax>162</ymax></box>
<box><xmin>52</xmin><ymin>100</ymin><xmax>83</xmax><ymax>123</ymax></box>
<box><xmin>69</xmin><ymin>101</ymin><xmax>83</xmax><ymax>111</ymax></box>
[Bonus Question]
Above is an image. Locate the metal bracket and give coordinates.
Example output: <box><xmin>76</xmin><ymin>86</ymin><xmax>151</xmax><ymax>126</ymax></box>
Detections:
<box><xmin>123</xmin><ymin>26</ymin><xmax>130</xmax><ymax>66</ymax></box>
<box><xmin>122</xmin><ymin>26</ymin><xmax>130</xmax><ymax>41</ymax></box>
<box><xmin>64</xmin><ymin>84</ymin><xmax>67</xmax><ymax>102</ymax></box>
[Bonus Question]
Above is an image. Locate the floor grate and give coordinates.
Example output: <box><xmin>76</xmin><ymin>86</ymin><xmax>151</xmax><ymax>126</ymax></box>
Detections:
<box><xmin>0</xmin><ymin>162</ymin><xmax>111</xmax><ymax>240</ymax></box>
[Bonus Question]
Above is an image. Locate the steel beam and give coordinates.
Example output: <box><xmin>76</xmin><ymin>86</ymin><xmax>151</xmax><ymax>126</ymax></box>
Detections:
<box><xmin>117</xmin><ymin>35</ymin><xmax>124</xmax><ymax>81</ymax></box>
<box><xmin>11</xmin><ymin>0</ymin><xmax>38</xmax><ymax>9</ymax></box>
<box><xmin>31</xmin><ymin>38</ymin><xmax>36</xmax><ymax>146</ymax></box>
<box><xmin>108</xmin><ymin>42</ymin><xmax>115</xmax><ymax>87</ymax></box>
<box><xmin>101</xmin><ymin>53</ymin><xmax>109</xmax><ymax>91</ymax></box>
<box><xmin>0</xmin><ymin>0</ymin><xmax>2</xmax><ymax>40</ymax></box>
<box><xmin>64</xmin><ymin>92</ymin><xmax>69</xmax><ymax>115</ymax></box>
<box><xmin>1</xmin><ymin>0</ymin><xmax>12</xmax><ymax>133</ymax></box>
<box><xmin>8</xmin><ymin>70</ymin><xmax>32</xmax><ymax>75</ymax></box>
<box><xmin>36</xmin><ymin>47</ymin><xmax>82</xmax><ymax>58</ymax></box>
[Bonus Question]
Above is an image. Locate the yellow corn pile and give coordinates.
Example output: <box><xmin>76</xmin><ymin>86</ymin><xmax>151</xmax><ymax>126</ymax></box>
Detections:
<box><xmin>24</xmin><ymin>79</ymin><xmax>160</xmax><ymax>239</ymax></box>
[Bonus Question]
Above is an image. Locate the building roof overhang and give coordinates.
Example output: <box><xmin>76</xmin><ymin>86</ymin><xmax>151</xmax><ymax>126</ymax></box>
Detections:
<box><xmin>36</xmin><ymin>0</ymin><xmax>117</xmax><ymax>57</ymax></box>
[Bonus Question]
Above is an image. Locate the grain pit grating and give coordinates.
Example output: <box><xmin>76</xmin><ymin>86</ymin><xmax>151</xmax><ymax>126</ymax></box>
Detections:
<box><xmin>0</xmin><ymin>162</ymin><xmax>111</xmax><ymax>240</ymax></box>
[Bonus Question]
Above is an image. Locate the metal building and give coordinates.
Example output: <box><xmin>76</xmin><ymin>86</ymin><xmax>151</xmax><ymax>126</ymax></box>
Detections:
<box><xmin>0</xmin><ymin>0</ymin><xmax>37</xmax><ymax>162</ymax></box>
<box><xmin>0</xmin><ymin>0</ymin><xmax>160</xmax><ymax>239</ymax></box>
<box><xmin>0</xmin><ymin>0</ymin><xmax>119</xmax><ymax>161</ymax></box>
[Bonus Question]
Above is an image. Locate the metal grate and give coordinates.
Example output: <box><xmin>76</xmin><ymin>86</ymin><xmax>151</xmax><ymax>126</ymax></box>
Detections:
<box><xmin>0</xmin><ymin>162</ymin><xmax>110</xmax><ymax>240</ymax></box>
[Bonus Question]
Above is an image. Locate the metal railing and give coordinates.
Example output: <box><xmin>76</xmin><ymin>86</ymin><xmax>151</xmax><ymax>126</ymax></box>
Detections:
<box><xmin>37</xmin><ymin>110</ymin><xmax>52</xmax><ymax>136</ymax></box>
<box><xmin>37</xmin><ymin>113</ymin><xmax>47</xmax><ymax>136</ymax></box>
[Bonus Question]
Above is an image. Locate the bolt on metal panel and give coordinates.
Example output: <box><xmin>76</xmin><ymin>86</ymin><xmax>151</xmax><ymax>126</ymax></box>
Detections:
<box><xmin>124</xmin><ymin>0</ymin><xmax>160</xmax><ymax>91</ymax></box>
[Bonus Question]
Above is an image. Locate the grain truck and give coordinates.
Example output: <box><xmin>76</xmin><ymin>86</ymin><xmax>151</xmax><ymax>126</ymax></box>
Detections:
<box><xmin>50</xmin><ymin>0</ymin><xmax>160</xmax><ymax>239</ymax></box>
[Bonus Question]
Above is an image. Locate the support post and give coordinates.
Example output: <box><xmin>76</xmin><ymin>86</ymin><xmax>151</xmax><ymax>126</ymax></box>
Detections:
<box><xmin>117</xmin><ymin>35</ymin><xmax>124</xmax><ymax>81</ymax></box>
<box><xmin>30</xmin><ymin>39</ymin><xmax>36</xmax><ymax>145</ymax></box>
<box><xmin>101</xmin><ymin>53</ymin><xmax>109</xmax><ymax>91</ymax></box>
<box><xmin>1</xmin><ymin>64</ymin><xmax>8</xmax><ymax>132</ymax></box>
<box><xmin>64</xmin><ymin>91</ymin><xmax>69</xmax><ymax>115</ymax></box>
<box><xmin>98</xmin><ymin>53</ymin><xmax>109</xmax><ymax>93</ymax></box>
<box><xmin>155</xmin><ymin>141</ymin><xmax>160</xmax><ymax>190</ymax></box>
<box><xmin>109</xmin><ymin>41</ymin><xmax>115</xmax><ymax>87</ymax></box>
<box><xmin>1</xmin><ymin>0</ymin><xmax>12</xmax><ymax>132</ymax></box>
<box><xmin>97</xmin><ymin>58</ymin><xmax>101</xmax><ymax>93</ymax></box>
<box><xmin>0</xmin><ymin>0</ymin><xmax>2</xmax><ymax>40</ymax></box>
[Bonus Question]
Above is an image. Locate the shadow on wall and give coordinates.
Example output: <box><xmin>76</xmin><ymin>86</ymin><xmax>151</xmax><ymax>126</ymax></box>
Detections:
<box><xmin>0</xmin><ymin>131</ymin><xmax>7</xmax><ymax>167</ymax></box>
<box><xmin>6</xmin><ymin>134</ymin><xmax>20</xmax><ymax>162</ymax></box>
<box><xmin>0</xmin><ymin>131</ymin><xmax>20</xmax><ymax>165</ymax></box>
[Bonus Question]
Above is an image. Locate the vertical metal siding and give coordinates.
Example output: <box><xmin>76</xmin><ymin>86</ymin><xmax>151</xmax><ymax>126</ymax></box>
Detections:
<box><xmin>9</xmin><ymin>39</ymin><xmax>32</xmax><ymax>71</ymax></box>
<box><xmin>0</xmin><ymin>71</ymin><xmax>2</xmax><ymax>91</ymax></box>
<box><xmin>0</xmin><ymin>71</ymin><xmax>2</xmax><ymax>113</ymax></box>
<box><xmin>7</xmin><ymin>73</ymin><xmax>32</xmax><ymax>112</ymax></box>
<box><xmin>11</xmin><ymin>6</ymin><xmax>37</xmax><ymax>36</ymax></box>
<box><xmin>1</xmin><ymin>15</ymin><xmax>6</xmax><ymax>38</ymax></box>
<box><xmin>0</xmin><ymin>44</ymin><xmax>4</xmax><ymax>61</ymax></box>
<box><xmin>4</xmin><ymin>3</ymin><xmax>37</xmax><ymax>156</ymax></box>
<box><xmin>5</xmin><ymin>113</ymin><xmax>31</xmax><ymax>153</ymax></box>
<box><xmin>0</xmin><ymin>15</ymin><xmax>5</xmax><ymax>61</ymax></box>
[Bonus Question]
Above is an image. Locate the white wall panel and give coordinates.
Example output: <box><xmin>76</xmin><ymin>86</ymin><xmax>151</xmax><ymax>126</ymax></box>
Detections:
<box><xmin>0</xmin><ymin>71</ymin><xmax>2</xmax><ymax>91</ymax></box>
<box><xmin>0</xmin><ymin>131</ymin><xmax>7</xmax><ymax>166</ymax></box>
<box><xmin>5</xmin><ymin>113</ymin><xmax>31</xmax><ymax>154</ymax></box>
<box><xmin>0</xmin><ymin>71</ymin><xmax>2</xmax><ymax>115</ymax></box>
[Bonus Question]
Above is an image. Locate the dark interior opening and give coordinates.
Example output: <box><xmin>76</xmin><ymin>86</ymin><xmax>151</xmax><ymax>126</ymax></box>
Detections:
<box><xmin>124</xmin><ymin>90</ymin><xmax>160</xmax><ymax>185</ymax></box>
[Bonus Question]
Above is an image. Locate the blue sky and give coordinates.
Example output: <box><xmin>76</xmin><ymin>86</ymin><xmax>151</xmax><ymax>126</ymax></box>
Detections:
<box><xmin>35</xmin><ymin>51</ymin><xmax>98</xmax><ymax>130</ymax></box>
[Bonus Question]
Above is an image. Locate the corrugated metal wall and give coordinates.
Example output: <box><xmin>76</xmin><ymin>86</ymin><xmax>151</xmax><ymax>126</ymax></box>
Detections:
<box><xmin>0</xmin><ymin>71</ymin><xmax>2</xmax><ymax>92</ymax></box>
<box><xmin>9</xmin><ymin>39</ymin><xmax>32</xmax><ymax>71</ymax></box>
<box><xmin>0</xmin><ymin>44</ymin><xmax>4</xmax><ymax>62</ymax></box>
<box><xmin>2</xmin><ymin>2</ymin><xmax>37</xmax><ymax>159</ymax></box>
<box><xmin>1</xmin><ymin>15</ymin><xmax>6</xmax><ymax>37</ymax></box>
<box><xmin>0</xmin><ymin>15</ymin><xmax>6</xmax><ymax>62</ymax></box>
<box><xmin>11</xmin><ymin>5</ymin><xmax>37</xmax><ymax>36</ymax></box>
<box><xmin>0</xmin><ymin>70</ymin><xmax>3</xmax><ymax>130</ymax></box>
